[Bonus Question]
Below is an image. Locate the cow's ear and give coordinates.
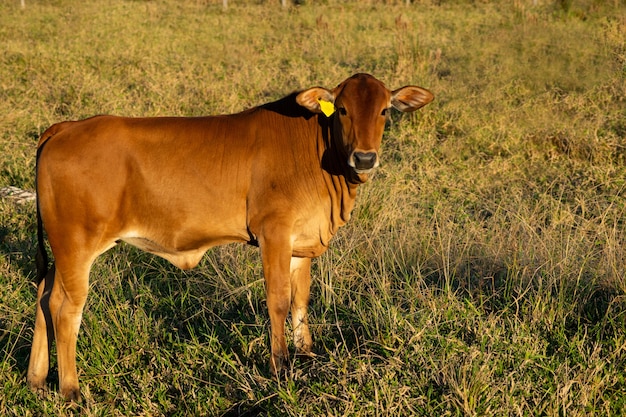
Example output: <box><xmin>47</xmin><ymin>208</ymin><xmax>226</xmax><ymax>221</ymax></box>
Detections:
<box><xmin>391</xmin><ymin>86</ymin><xmax>434</xmax><ymax>112</ymax></box>
<box><xmin>296</xmin><ymin>87</ymin><xmax>335</xmax><ymax>114</ymax></box>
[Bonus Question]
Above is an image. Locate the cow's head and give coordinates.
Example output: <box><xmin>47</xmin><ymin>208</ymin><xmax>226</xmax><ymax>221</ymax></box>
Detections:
<box><xmin>296</xmin><ymin>73</ymin><xmax>433</xmax><ymax>178</ymax></box>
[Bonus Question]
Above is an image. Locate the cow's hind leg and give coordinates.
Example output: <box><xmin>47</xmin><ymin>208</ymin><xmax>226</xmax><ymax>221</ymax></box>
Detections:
<box><xmin>290</xmin><ymin>257</ymin><xmax>314</xmax><ymax>357</ymax></box>
<box><xmin>27</xmin><ymin>265</ymin><xmax>56</xmax><ymax>394</ymax></box>
<box><xmin>47</xmin><ymin>257</ymin><xmax>92</xmax><ymax>401</ymax></box>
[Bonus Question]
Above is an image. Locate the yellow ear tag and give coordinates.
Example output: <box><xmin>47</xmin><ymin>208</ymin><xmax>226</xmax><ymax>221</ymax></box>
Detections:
<box><xmin>318</xmin><ymin>99</ymin><xmax>335</xmax><ymax>117</ymax></box>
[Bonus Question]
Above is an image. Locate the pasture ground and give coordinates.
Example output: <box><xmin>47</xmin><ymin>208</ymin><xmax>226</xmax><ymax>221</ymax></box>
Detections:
<box><xmin>1</xmin><ymin>0</ymin><xmax>625</xmax><ymax>415</ymax></box>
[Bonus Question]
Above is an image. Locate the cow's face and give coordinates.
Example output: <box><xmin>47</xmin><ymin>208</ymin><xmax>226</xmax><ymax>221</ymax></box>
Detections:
<box><xmin>332</xmin><ymin>75</ymin><xmax>391</xmax><ymax>175</ymax></box>
<box><xmin>296</xmin><ymin>73</ymin><xmax>433</xmax><ymax>178</ymax></box>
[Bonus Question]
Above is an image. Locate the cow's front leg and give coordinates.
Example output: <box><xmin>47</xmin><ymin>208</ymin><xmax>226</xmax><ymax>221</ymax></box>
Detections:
<box><xmin>259</xmin><ymin>231</ymin><xmax>293</xmax><ymax>376</ymax></box>
<box><xmin>290</xmin><ymin>257</ymin><xmax>313</xmax><ymax>357</ymax></box>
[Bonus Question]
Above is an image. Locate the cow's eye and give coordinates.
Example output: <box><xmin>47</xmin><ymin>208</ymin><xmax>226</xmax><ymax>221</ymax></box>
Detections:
<box><xmin>338</xmin><ymin>107</ymin><xmax>347</xmax><ymax>116</ymax></box>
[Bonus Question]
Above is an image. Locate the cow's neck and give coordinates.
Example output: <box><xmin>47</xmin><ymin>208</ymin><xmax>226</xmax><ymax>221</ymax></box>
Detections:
<box><xmin>317</xmin><ymin>116</ymin><xmax>362</xmax><ymax>234</ymax></box>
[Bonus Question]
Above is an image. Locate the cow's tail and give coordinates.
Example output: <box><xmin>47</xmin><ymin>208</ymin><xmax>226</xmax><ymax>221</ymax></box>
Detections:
<box><xmin>35</xmin><ymin>198</ymin><xmax>48</xmax><ymax>284</ymax></box>
<box><xmin>34</xmin><ymin>121</ymin><xmax>74</xmax><ymax>284</ymax></box>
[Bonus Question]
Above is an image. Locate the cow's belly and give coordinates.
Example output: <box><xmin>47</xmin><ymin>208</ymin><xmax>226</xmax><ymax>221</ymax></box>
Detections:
<box><xmin>119</xmin><ymin>236</ymin><xmax>208</xmax><ymax>270</ymax></box>
<box><xmin>120</xmin><ymin>227</ymin><xmax>248</xmax><ymax>270</ymax></box>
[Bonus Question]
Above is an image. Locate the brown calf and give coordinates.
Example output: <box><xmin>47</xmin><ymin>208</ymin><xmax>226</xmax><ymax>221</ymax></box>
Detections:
<box><xmin>28</xmin><ymin>73</ymin><xmax>433</xmax><ymax>400</ymax></box>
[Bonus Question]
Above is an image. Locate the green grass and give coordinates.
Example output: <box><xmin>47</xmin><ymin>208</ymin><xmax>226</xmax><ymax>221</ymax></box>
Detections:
<box><xmin>1</xmin><ymin>0</ymin><xmax>626</xmax><ymax>415</ymax></box>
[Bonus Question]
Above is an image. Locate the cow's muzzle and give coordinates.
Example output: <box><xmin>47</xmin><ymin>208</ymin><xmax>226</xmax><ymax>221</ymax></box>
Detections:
<box><xmin>350</xmin><ymin>151</ymin><xmax>378</xmax><ymax>174</ymax></box>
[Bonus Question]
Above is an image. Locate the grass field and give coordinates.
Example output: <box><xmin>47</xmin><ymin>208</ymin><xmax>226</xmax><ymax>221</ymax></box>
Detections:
<box><xmin>1</xmin><ymin>0</ymin><xmax>626</xmax><ymax>415</ymax></box>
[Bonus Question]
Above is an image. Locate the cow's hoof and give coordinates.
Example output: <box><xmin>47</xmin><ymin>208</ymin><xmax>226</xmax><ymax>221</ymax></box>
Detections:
<box><xmin>28</xmin><ymin>380</ymin><xmax>49</xmax><ymax>398</ymax></box>
<box><xmin>61</xmin><ymin>387</ymin><xmax>81</xmax><ymax>403</ymax></box>
<box><xmin>270</xmin><ymin>354</ymin><xmax>289</xmax><ymax>378</ymax></box>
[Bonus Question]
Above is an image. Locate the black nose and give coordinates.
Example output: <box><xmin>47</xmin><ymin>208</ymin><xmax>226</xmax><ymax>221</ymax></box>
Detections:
<box><xmin>353</xmin><ymin>152</ymin><xmax>377</xmax><ymax>170</ymax></box>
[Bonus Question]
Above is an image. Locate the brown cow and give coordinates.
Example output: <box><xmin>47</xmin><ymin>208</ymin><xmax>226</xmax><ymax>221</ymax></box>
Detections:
<box><xmin>28</xmin><ymin>73</ymin><xmax>433</xmax><ymax>400</ymax></box>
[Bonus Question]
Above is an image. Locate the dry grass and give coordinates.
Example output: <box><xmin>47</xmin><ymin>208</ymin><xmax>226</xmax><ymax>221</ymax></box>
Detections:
<box><xmin>1</xmin><ymin>0</ymin><xmax>626</xmax><ymax>415</ymax></box>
